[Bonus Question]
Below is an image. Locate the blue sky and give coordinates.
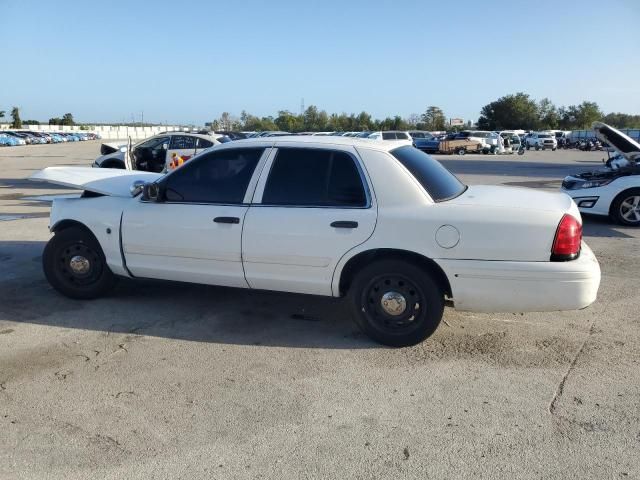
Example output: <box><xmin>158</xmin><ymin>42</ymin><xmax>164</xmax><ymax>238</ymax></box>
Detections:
<box><xmin>1</xmin><ymin>0</ymin><xmax>639</xmax><ymax>125</ymax></box>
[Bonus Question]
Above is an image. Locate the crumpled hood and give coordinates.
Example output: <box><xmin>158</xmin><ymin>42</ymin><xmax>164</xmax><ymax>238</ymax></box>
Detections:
<box><xmin>29</xmin><ymin>167</ymin><xmax>161</xmax><ymax>197</ymax></box>
<box><xmin>593</xmin><ymin>122</ymin><xmax>640</xmax><ymax>163</ymax></box>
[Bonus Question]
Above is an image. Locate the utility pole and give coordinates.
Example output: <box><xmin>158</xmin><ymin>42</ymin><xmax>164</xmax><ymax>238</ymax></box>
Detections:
<box><xmin>300</xmin><ymin>98</ymin><xmax>305</xmax><ymax>115</ymax></box>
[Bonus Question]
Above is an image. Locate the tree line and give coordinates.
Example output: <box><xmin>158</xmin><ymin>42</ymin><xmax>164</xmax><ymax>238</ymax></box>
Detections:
<box><xmin>4</xmin><ymin>95</ymin><xmax>639</xmax><ymax>133</ymax></box>
<box><xmin>0</xmin><ymin>107</ymin><xmax>75</xmax><ymax>128</ymax></box>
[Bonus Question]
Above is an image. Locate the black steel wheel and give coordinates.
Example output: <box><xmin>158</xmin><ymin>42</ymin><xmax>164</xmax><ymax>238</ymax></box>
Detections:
<box><xmin>349</xmin><ymin>259</ymin><xmax>444</xmax><ymax>347</ymax></box>
<box><xmin>43</xmin><ymin>226</ymin><xmax>116</xmax><ymax>299</ymax></box>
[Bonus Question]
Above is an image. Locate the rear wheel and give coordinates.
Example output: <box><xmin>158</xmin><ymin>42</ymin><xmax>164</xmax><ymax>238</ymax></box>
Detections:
<box><xmin>349</xmin><ymin>260</ymin><xmax>444</xmax><ymax>347</ymax></box>
<box><xmin>611</xmin><ymin>189</ymin><xmax>640</xmax><ymax>226</ymax></box>
<box><xmin>456</xmin><ymin>147</ymin><xmax>466</xmax><ymax>155</ymax></box>
<box><xmin>43</xmin><ymin>227</ymin><xmax>117</xmax><ymax>299</ymax></box>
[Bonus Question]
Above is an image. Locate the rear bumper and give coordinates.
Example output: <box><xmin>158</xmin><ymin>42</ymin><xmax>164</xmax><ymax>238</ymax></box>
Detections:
<box><xmin>438</xmin><ymin>242</ymin><xmax>600</xmax><ymax>312</ymax></box>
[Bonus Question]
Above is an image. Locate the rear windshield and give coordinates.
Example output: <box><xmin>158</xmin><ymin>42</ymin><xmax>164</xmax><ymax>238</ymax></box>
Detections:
<box><xmin>391</xmin><ymin>146</ymin><xmax>467</xmax><ymax>202</ymax></box>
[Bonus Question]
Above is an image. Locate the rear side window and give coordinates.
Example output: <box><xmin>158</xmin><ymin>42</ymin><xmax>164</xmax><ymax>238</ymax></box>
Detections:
<box><xmin>262</xmin><ymin>148</ymin><xmax>367</xmax><ymax>207</ymax></box>
<box><xmin>170</xmin><ymin>135</ymin><xmax>197</xmax><ymax>149</ymax></box>
<box><xmin>391</xmin><ymin>146</ymin><xmax>466</xmax><ymax>202</ymax></box>
<box><xmin>197</xmin><ymin>138</ymin><xmax>214</xmax><ymax>149</ymax></box>
<box><xmin>396</xmin><ymin>132</ymin><xmax>409</xmax><ymax>140</ymax></box>
<box><xmin>382</xmin><ymin>132</ymin><xmax>396</xmax><ymax>140</ymax></box>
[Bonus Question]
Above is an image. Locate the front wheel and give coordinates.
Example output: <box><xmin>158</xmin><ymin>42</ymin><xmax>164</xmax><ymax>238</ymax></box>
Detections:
<box><xmin>611</xmin><ymin>189</ymin><xmax>640</xmax><ymax>226</ymax></box>
<box><xmin>43</xmin><ymin>227</ymin><xmax>117</xmax><ymax>299</ymax></box>
<box><xmin>349</xmin><ymin>260</ymin><xmax>445</xmax><ymax>347</ymax></box>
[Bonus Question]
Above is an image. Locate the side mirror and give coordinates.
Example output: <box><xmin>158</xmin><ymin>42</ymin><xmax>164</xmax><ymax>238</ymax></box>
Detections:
<box><xmin>130</xmin><ymin>179</ymin><xmax>146</xmax><ymax>197</ymax></box>
<box><xmin>142</xmin><ymin>182</ymin><xmax>162</xmax><ymax>202</ymax></box>
<box><xmin>162</xmin><ymin>143</ymin><xmax>168</xmax><ymax>150</ymax></box>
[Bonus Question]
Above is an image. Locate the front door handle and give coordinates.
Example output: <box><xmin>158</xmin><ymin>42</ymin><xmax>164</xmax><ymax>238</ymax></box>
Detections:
<box><xmin>214</xmin><ymin>216</ymin><xmax>240</xmax><ymax>224</ymax></box>
<box><xmin>330</xmin><ymin>221</ymin><xmax>358</xmax><ymax>229</ymax></box>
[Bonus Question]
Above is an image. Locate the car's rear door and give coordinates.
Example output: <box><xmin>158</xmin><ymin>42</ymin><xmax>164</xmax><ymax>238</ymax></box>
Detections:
<box><xmin>121</xmin><ymin>146</ymin><xmax>269</xmax><ymax>287</ymax></box>
<box><xmin>242</xmin><ymin>144</ymin><xmax>377</xmax><ymax>296</ymax></box>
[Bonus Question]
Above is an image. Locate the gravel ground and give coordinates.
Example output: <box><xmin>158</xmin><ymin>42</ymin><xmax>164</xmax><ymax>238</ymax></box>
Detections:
<box><xmin>0</xmin><ymin>142</ymin><xmax>638</xmax><ymax>479</ymax></box>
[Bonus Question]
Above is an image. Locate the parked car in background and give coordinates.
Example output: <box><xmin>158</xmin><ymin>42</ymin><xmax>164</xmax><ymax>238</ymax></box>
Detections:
<box><xmin>526</xmin><ymin>132</ymin><xmax>557</xmax><ymax>150</ymax></box>
<box><xmin>94</xmin><ymin>132</ymin><xmax>230</xmax><ymax>171</ymax></box>
<box><xmin>562</xmin><ymin>122</ymin><xmax>640</xmax><ymax>226</ymax></box>
<box><xmin>415</xmin><ymin>132</ymin><xmax>484</xmax><ymax>154</ymax></box>
<box><xmin>32</xmin><ymin>136</ymin><xmax>600</xmax><ymax>347</ymax></box>
<box><xmin>1</xmin><ymin>132</ymin><xmax>27</xmax><ymax>145</ymax></box>
<box><xmin>367</xmin><ymin>131</ymin><xmax>413</xmax><ymax>145</ymax></box>
<box><xmin>0</xmin><ymin>133</ymin><xmax>21</xmax><ymax>146</ymax></box>
<box><xmin>407</xmin><ymin>131</ymin><xmax>433</xmax><ymax>139</ymax></box>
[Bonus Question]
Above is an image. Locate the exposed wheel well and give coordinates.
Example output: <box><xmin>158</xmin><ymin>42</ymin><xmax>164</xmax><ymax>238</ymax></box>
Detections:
<box><xmin>338</xmin><ymin>249</ymin><xmax>452</xmax><ymax>298</ymax></box>
<box><xmin>51</xmin><ymin>219</ymin><xmax>94</xmax><ymax>236</ymax></box>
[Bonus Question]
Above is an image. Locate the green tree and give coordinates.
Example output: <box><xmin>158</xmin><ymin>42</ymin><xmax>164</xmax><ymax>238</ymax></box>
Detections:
<box><xmin>48</xmin><ymin>117</ymin><xmax>63</xmax><ymax>125</ymax></box>
<box><xmin>0</xmin><ymin>110</ymin><xmax>5</xmax><ymax>119</ymax></box>
<box><xmin>23</xmin><ymin>120</ymin><xmax>40</xmax><ymax>125</ymax></box>
<box><xmin>61</xmin><ymin>113</ymin><xmax>75</xmax><ymax>126</ymax></box>
<box><xmin>601</xmin><ymin>112</ymin><xmax>640</xmax><ymax>129</ymax></box>
<box><xmin>477</xmin><ymin>92</ymin><xmax>539</xmax><ymax>130</ymax></box>
<box><xmin>421</xmin><ymin>106</ymin><xmax>446</xmax><ymax>131</ymax></box>
<box><xmin>274</xmin><ymin>110</ymin><xmax>300</xmax><ymax>132</ymax></box>
<box><xmin>537</xmin><ymin>98</ymin><xmax>558</xmax><ymax>130</ymax></box>
<box><xmin>11</xmin><ymin>107</ymin><xmax>22</xmax><ymax>129</ymax></box>
<box><xmin>573</xmin><ymin>101</ymin><xmax>602</xmax><ymax>129</ymax></box>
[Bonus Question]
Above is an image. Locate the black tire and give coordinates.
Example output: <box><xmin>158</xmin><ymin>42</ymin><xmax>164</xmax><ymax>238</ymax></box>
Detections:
<box><xmin>43</xmin><ymin>227</ymin><xmax>117</xmax><ymax>299</ymax></box>
<box><xmin>456</xmin><ymin>147</ymin><xmax>466</xmax><ymax>156</ymax></box>
<box><xmin>348</xmin><ymin>259</ymin><xmax>445</xmax><ymax>347</ymax></box>
<box><xmin>611</xmin><ymin>188</ymin><xmax>640</xmax><ymax>226</ymax></box>
<box><xmin>552</xmin><ymin>147</ymin><xmax>557</xmax><ymax>151</ymax></box>
<box><xmin>526</xmin><ymin>144</ymin><xmax>531</xmax><ymax>150</ymax></box>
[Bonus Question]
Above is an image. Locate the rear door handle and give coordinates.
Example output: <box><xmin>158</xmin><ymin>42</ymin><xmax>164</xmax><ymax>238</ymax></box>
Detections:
<box><xmin>214</xmin><ymin>216</ymin><xmax>240</xmax><ymax>224</ymax></box>
<box><xmin>330</xmin><ymin>221</ymin><xmax>358</xmax><ymax>229</ymax></box>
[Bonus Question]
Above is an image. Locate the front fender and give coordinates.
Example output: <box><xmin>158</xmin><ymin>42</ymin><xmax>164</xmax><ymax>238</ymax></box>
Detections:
<box><xmin>50</xmin><ymin>196</ymin><xmax>131</xmax><ymax>276</ymax></box>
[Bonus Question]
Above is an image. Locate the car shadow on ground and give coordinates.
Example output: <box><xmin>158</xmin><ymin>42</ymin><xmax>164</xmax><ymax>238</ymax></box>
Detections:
<box><xmin>0</xmin><ymin>240</ymin><xmax>375</xmax><ymax>349</ymax></box>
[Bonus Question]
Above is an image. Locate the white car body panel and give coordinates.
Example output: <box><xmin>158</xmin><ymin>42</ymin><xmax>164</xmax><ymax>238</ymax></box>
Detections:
<box><xmin>33</xmin><ymin>136</ymin><xmax>600</xmax><ymax>314</ymax></box>
<box><xmin>564</xmin><ymin>175</ymin><xmax>640</xmax><ymax>217</ymax></box>
<box><xmin>243</xmin><ymin>144</ymin><xmax>377</xmax><ymax>295</ymax></box>
<box><xmin>121</xmin><ymin>202</ymin><xmax>249</xmax><ymax>287</ymax></box>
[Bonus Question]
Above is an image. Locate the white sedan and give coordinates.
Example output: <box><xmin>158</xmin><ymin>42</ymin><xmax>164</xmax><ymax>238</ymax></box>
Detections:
<box><xmin>562</xmin><ymin>122</ymin><xmax>640</xmax><ymax>226</ymax></box>
<box><xmin>94</xmin><ymin>132</ymin><xmax>230</xmax><ymax>171</ymax></box>
<box><xmin>31</xmin><ymin>136</ymin><xmax>600</xmax><ymax>346</ymax></box>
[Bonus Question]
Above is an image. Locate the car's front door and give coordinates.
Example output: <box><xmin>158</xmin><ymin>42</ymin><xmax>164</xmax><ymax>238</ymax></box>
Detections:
<box><xmin>121</xmin><ymin>147</ymin><xmax>268</xmax><ymax>287</ymax></box>
<box><xmin>242</xmin><ymin>145</ymin><xmax>377</xmax><ymax>296</ymax></box>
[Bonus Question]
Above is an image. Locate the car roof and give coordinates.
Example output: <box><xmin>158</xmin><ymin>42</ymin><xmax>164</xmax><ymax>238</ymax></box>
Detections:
<box><xmin>219</xmin><ymin>135</ymin><xmax>402</xmax><ymax>152</ymax></box>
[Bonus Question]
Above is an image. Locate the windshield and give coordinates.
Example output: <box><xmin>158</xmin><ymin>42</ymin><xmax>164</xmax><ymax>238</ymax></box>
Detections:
<box><xmin>391</xmin><ymin>146</ymin><xmax>467</xmax><ymax>202</ymax></box>
<box><xmin>538</xmin><ymin>134</ymin><xmax>551</xmax><ymax>138</ymax></box>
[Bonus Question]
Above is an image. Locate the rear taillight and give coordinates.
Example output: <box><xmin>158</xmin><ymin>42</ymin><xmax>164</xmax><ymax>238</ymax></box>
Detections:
<box><xmin>551</xmin><ymin>214</ymin><xmax>582</xmax><ymax>261</ymax></box>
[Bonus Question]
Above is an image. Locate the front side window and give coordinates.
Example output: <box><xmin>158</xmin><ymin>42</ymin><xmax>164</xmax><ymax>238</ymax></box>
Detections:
<box><xmin>170</xmin><ymin>135</ymin><xmax>197</xmax><ymax>150</ymax></box>
<box><xmin>138</xmin><ymin>136</ymin><xmax>168</xmax><ymax>149</ymax></box>
<box><xmin>163</xmin><ymin>148</ymin><xmax>264</xmax><ymax>204</ymax></box>
<box><xmin>262</xmin><ymin>148</ymin><xmax>367</xmax><ymax>207</ymax></box>
<box><xmin>391</xmin><ymin>146</ymin><xmax>466</xmax><ymax>202</ymax></box>
<box><xmin>396</xmin><ymin>132</ymin><xmax>410</xmax><ymax>140</ymax></box>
